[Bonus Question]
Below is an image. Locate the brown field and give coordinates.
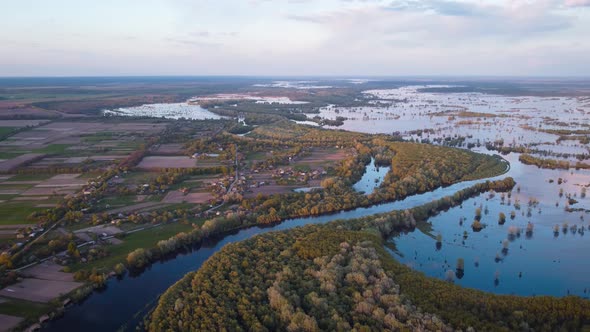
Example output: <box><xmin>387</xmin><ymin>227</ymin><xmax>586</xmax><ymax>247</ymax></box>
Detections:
<box><xmin>244</xmin><ymin>184</ymin><xmax>299</xmax><ymax>198</ymax></box>
<box><xmin>12</xmin><ymin>196</ymin><xmax>49</xmax><ymax>201</ymax></box>
<box><xmin>0</xmin><ymin>224</ymin><xmax>31</xmax><ymax>229</ymax></box>
<box><xmin>185</xmin><ymin>192</ymin><xmax>214</xmax><ymax>203</ymax></box>
<box><xmin>153</xmin><ymin>143</ymin><xmax>185</xmax><ymax>154</ymax></box>
<box><xmin>163</xmin><ymin>190</ymin><xmax>213</xmax><ymax>203</ymax></box>
<box><xmin>21</xmin><ymin>188</ymin><xmax>74</xmax><ymax>196</ymax></box>
<box><xmin>30</xmin><ymin>94</ymin><xmax>180</xmax><ymax>114</ymax></box>
<box><xmin>74</xmin><ymin>225</ymin><xmax>123</xmax><ymax>237</ymax></box>
<box><xmin>0</xmin><ymin>190</ymin><xmax>21</xmax><ymax>195</ymax></box>
<box><xmin>21</xmin><ymin>261</ymin><xmax>75</xmax><ymax>282</ymax></box>
<box><xmin>137</xmin><ymin>156</ymin><xmax>197</xmax><ymax>169</ymax></box>
<box><xmin>0</xmin><ymin>278</ymin><xmax>81</xmax><ymax>302</ymax></box>
<box><xmin>294</xmin><ymin>148</ymin><xmax>349</xmax><ymax>166</ymax></box>
<box><xmin>105</xmin><ymin>202</ymin><xmax>168</xmax><ymax>215</ymax></box>
<box><xmin>0</xmin><ymin>101</ymin><xmax>61</xmax><ymax>119</ymax></box>
<box><xmin>20</xmin><ymin>174</ymin><xmax>86</xmax><ymax>196</ymax></box>
<box><xmin>0</xmin><ymin>314</ymin><xmax>23</xmax><ymax>332</ymax></box>
<box><xmin>0</xmin><ymin>262</ymin><xmax>82</xmax><ymax>303</ymax></box>
<box><xmin>0</xmin><ymin>153</ymin><xmax>45</xmax><ymax>172</ymax></box>
<box><xmin>1</xmin><ymin>181</ymin><xmax>39</xmax><ymax>185</ymax></box>
<box><xmin>0</xmin><ymin>121</ymin><xmax>166</xmax><ymax>150</ymax></box>
<box><xmin>243</xmin><ymin>173</ymin><xmax>295</xmax><ymax>198</ymax></box>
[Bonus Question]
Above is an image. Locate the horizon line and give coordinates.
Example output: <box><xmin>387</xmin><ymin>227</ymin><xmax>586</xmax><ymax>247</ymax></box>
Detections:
<box><xmin>1</xmin><ymin>74</ymin><xmax>590</xmax><ymax>80</ymax></box>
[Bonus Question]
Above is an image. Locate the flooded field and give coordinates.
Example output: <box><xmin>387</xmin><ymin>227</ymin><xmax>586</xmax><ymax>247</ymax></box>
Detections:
<box><xmin>309</xmin><ymin>86</ymin><xmax>590</xmax><ymax>297</ymax></box>
<box><xmin>103</xmin><ymin>102</ymin><xmax>222</xmax><ymax>120</ymax></box>
<box><xmin>253</xmin><ymin>80</ymin><xmax>333</xmax><ymax>89</ymax></box>
<box><xmin>391</xmin><ymin>153</ymin><xmax>590</xmax><ymax>298</ymax></box>
<box><xmin>317</xmin><ymin>86</ymin><xmax>590</xmax><ymax>157</ymax></box>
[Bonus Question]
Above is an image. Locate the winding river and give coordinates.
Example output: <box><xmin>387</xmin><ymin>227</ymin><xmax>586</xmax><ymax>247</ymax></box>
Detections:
<box><xmin>43</xmin><ymin>169</ymin><xmax>506</xmax><ymax>331</ymax></box>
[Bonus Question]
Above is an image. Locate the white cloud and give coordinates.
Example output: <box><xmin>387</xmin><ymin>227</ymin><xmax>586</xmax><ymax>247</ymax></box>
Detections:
<box><xmin>0</xmin><ymin>0</ymin><xmax>588</xmax><ymax>76</ymax></box>
<box><xmin>564</xmin><ymin>0</ymin><xmax>590</xmax><ymax>6</ymax></box>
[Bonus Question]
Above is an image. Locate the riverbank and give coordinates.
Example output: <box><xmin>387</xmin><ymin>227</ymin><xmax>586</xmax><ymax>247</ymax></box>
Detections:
<box><xmin>40</xmin><ymin>177</ymin><xmax>514</xmax><ymax>331</ymax></box>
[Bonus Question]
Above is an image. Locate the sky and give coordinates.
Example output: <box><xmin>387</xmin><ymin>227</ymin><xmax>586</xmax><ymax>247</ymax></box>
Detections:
<box><xmin>0</xmin><ymin>0</ymin><xmax>589</xmax><ymax>76</ymax></box>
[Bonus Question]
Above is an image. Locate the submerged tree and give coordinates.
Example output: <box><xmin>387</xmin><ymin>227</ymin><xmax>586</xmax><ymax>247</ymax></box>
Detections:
<box><xmin>498</xmin><ymin>212</ymin><xmax>506</xmax><ymax>225</ymax></box>
<box><xmin>471</xmin><ymin>220</ymin><xmax>483</xmax><ymax>232</ymax></box>
<box><xmin>475</xmin><ymin>207</ymin><xmax>482</xmax><ymax>220</ymax></box>
<box><xmin>456</xmin><ymin>258</ymin><xmax>465</xmax><ymax>279</ymax></box>
<box><xmin>526</xmin><ymin>222</ymin><xmax>534</xmax><ymax>238</ymax></box>
<box><xmin>436</xmin><ymin>233</ymin><xmax>443</xmax><ymax>250</ymax></box>
<box><xmin>507</xmin><ymin>226</ymin><xmax>520</xmax><ymax>240</ymax></box>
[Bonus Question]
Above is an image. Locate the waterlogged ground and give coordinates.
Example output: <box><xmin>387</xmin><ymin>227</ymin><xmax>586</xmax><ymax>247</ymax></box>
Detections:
<box><xmin>391</xmin><ymin>153</ymin><xmax>590</xmax><ymax>298</ymax></box>
<box><xmin>103</xmin><ymin>102</ymin><xmax>222</xmax><ymax>120</ymax></box>
<box><xmin>308</xmin><ymin>87</ymin><xmax>590</xmax><ymax>297</ymax></box>
<box><xmin>316</xmin><ymin>86</ymin><xmax>590</xmax><ymax>157</ymax></box>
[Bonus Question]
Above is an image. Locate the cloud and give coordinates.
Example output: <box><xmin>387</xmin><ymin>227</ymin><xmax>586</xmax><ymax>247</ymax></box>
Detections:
<box><xmin>286</xmin><ymin>14</ymin><xmax>327</xmax><ymax>24</ymax></box>
<box><xmin>190</xmin><ymin>31</ymin><xmax>210</xmax><ymax>38</ymax></box>
<box><xmin>163</xmin><ymin>37</ymin><xmax>221</xmax><ymax>48</ymax></box>
<box><xmin>386</xmin><ymin>0</ymin><xmax>489</xmax><ymax>17</ymax></box>
<box><xmin>564</xmin><ymin>0</ymin><xmax>590</xmax><ymax>6</ymax></box>
<box><xmin>329</xmin><ymin>1</ymin><xmax>574</xmax><ymax>43</ymax></box>
<box><xmin>1</xmin><ymin>0</ymin><xmax>587</xmax><ymax>76</ymax></box>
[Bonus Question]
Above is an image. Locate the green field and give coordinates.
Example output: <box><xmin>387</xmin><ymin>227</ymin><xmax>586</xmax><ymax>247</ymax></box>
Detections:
<box><xmin>168</xmin><ymin>178</ymin><xmax>206</xmax><ymax>190</ymax></box>
<box><xmin>0</xmin><ymin>298</ymin><xmax>51</xmax><ymax>320</ymax></box>
<box><xmin>245</xmin><ymin>151</ymin><xmax>267</xmax><ymax>161</ymax></box>
<box><xmin>77</xmin><ymin>172</ymin><xmax>102</xmax><ymax>180</ymax></box>
<box><xmin>0</xmin><ymin>151</ymin><xmax>23</xmax><ymax>159</ymax></box>
<box><xmin>33</xmin><ymin>144</ymin><xmax>72</xmax><ymax>155</ymax></box>
<box><xmin>119</xmin><ymin>171</ymin><xmax>159</xmax><ymax>185</ymax></box>
<box><xmin>80</xmin><ymin>132</ymin><xmax>115</xmax><ymax>143</ymax></box>
<box><xmin>0</xmin><ymin>202</ymin><xmax>44</xmax><ymax>225</ymax></box>
<box><xmin>0</xmin><ymin>127</ymin><xmax>17</xmax><ymax>139</ymax></box>
<box><xmin>100</xmin><ymin>195</ymin><xmax>141</xmax><ymax>207</ymax></box>
<box><xmin>0</xmin><ymin>183</ymin><xmax>35</xmax><ymax>190</ymax></box>
<box><xmin>70</xmin><ymin>222</ymin><xmax>195</xmax><ymax>272</ymax></box>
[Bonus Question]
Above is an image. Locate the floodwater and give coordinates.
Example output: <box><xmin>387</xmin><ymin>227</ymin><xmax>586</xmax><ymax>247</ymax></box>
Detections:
<box><xmin>44</xmin><ymin>85</ymin><xmax>590</xmax><ymax>330</ymax></box>
<box><xmin>353</xmin><ymin>157</ymin><xmax>390</xmax><ymax>194</ymax></box>
<box><xmin>308</xmin><ymin>86</ymin><xmax>590</xmax><ymax>298</ymax></box>
<box><xmin>391</xmin><ymin>152</ymin><xmax>590</xmax><ymax>298</ymax></box>
<box><xmin>316</xmin><ymin>86</ymin><xmax>590</xmax><ymax>156</ymax></box>
<box><xmin>103</xmin><ymin>102</ymin><xmax>222</xmax><ymax>120</ymax></box>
